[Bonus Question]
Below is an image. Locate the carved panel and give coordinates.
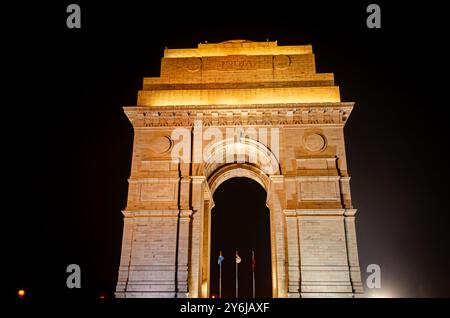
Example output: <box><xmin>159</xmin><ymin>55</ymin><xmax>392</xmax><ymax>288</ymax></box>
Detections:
<box><xmin>141</xmin><ymin>161</ymin><xmax>171</xmax><ymax>172</ymax></box>
<box><xmin>140</xmin><ymin>183</ymin><xmax>176</xmax><ymax>201</ymax></box>
<box><xmin>298</xmin><ymin>178</ymin><xmax>340</xmax><ymax>201</ymax></box>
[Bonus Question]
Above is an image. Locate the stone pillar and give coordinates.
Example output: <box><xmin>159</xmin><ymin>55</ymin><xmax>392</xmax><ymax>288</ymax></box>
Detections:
<box><xmin>200</xmin><ymin>199</ymin><xmax>212</xmax><ymax>298</ymax></box>
<box><xmin>115</xmin><ymin>210</ymin><xmax>182</xmax><ymax>298</ymax></box>
<box><xmin>297</xmin><ymin>210</ymin><xmax>353</xmax><ymax>298</ymax></box>
<box><xmin>176</xmin><ymin>210</ymin><xmax>193</xmax><ymax>298</ymax></box>
<box><xmin>115</xmin><ymin>216</ymin><xmax>134</xmax><ymax>296</ymax></box>
<box><xmin>344</xmin><ymin>209</ymin><xmax>364</xmax><ymax>294</ymax></box>
<box><xmin>268</xmin><ymin>175</ymin><xmax>287</xmax><ymax>298</ymax></box>
<box><xmin>284</xmin><ymin>211</ymin><xmax>301</xmax><ymax>298</ymax></box>
<box><xmin>177</xmin><ymin>176</ymin><xmax>192</xmax><ymax>298</ymax></box>
<box><xmin>188</xmin><ymin>177</ymin><xmax>206</xmax><ymax>297</ymax></box>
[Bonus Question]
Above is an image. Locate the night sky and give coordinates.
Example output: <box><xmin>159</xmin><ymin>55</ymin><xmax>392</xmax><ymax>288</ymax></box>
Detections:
<box><xmin>6</xmin><ymin>1</ymin><xmax>450</xmax><ymax>302</ymax></box>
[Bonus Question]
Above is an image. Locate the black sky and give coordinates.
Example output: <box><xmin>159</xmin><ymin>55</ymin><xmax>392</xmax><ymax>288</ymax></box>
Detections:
<box><xmin>6</xmin><ymin>1</ymin><xmax>450</xmax><ymax>301</ymax></box>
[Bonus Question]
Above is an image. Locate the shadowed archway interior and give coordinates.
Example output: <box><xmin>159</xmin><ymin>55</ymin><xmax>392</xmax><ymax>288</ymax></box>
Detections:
<box><xmin>210</xmin><ymin>177</ymin><xmax>272</xmax><ymax>298</ymax></box>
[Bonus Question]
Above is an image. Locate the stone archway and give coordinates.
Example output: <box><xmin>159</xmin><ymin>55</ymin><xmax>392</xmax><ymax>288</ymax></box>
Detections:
<box><xmin>209</xmin><ymin>176</ymin><xmax>273</xmax><ymax>298</ymax></box>
<box><xmin>203</xmin><ymin>165</ymin><xmax>278</xmax><ymax>298</ymax></box>
<box><xmin>191</xmin><ymin>136</ymin><xmax>282</xmax><ymax>298</ymax></box>
<box><xmin>115</xmin><ymin>40</ymin><xmax>364</xmax><ymax>298</ymax></box>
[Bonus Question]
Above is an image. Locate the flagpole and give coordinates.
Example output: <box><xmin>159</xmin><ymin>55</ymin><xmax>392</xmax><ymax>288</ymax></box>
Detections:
<box><xmin>235</xmin><ymin>251</ymin><xmax>239</xmax><ymax>298</ymax></box>
<box><xmin>253</xmin><ymin>270</ymin><xmax>255</xmax><ymax>298</ymax></box>
<box><xmin>235</xmin><ymin>258</ymin><xmax>238</xmax><ymax>298</ymax></box>
<box><xmin>218</xmin><ymin>251</ymin><xmax>224</xmax><ymax>299</ymax></box>
<box><xmin>252</xmin><ymin>251</ymin><xmax>255</xmax><ymax>298</ymax></box>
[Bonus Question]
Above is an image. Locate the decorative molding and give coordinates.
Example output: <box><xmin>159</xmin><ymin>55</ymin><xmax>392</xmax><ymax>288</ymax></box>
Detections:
<box><xmin>123</xmin><ymin>102</ymin><xmax>354</xmax><ymax>128</ymax></box>
<box><xmin>303</xmin><ymin>132</ymin><xmax>327</xmax><ymax>152</ymax></box>
<box><xmin>122</xmin><ymin>209</ymin><xmax>181</xmax><ymax>217</ymax></box>
<box><xmin>128</xmin><ymin>177</ymin><xmax>180</xmax><ymax>183</ymax></box>
<box><xmin>283</xmin><ymin>209</ymin><xmax>346</xmax><ymax>216</ymax></box>
<box><xmin>121</xmin><ymin>209</ymin><xmax>194</xmax><ymax>218</ymax></box>
<box><xmin>296</xmin><ymin>176</ymin><xmax>341</xmax><ymax>181</ymax></box>
<box><xmin>344</xmin><ymin>209</ymin><xmax>357</xmax><ymax>217</ymax></box>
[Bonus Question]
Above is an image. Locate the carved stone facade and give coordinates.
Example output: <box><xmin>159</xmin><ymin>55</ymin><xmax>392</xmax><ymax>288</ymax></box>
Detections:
<box><xmin>115</xmin><ymin>40</ymin><xmax>363</xmax><ymax>298</ymax></box>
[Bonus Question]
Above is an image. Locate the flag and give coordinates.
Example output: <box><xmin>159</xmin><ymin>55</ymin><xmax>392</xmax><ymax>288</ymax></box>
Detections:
<box><xmin>235</xmin><ymin>251</ymin><xmax>242</xmax><ymax>264</ymax></box>
<box><xmin>218</xmin><ymin>251</ymin><xmax>224</xmax><ymax>265</ymax></box>
<box><xmin>252</xmin><ymin>251</ymin><xmax>255</xmax><ymax>272</ymax></box>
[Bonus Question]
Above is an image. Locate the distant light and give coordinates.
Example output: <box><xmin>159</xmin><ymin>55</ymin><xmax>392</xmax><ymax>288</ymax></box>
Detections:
<box><xmin>98</xmin><ymin>292</ymin><xmax>108</xmax><ymax>299</ymax></box>
<box><xmin>212</xmin><ymin>295</ymin><xmax>216</xmax><ymax>298</ymax></box>
<box><xmin>18</xmin><ymin>289</ymin><xmax>25</xmax><ymax>298</ymax></box>
<box><xmin>367</xmin><ymin>290</ymin><xmax>395</xmax><ymax>298</ymax></box>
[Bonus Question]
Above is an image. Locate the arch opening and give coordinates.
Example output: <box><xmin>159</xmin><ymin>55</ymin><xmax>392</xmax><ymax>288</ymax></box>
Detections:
<box><xmin>209</xmin><ymin>177</ymin><xmax>272</xmax><ymax>298</ymax></box>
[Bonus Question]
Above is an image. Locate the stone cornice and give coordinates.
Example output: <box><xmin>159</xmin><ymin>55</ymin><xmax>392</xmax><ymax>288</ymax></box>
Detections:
<box><xmin>295</xmin><ymin>176</ymin><xmax>341</xmax><ymax>181</ymax></box>
<box><xmin>122</xmin><ymin>209</ymin><xmax>180</xmax><ymax>217</ymax></box>
<box><xmin>283</xmin><ymin>209</ymin><xmax>345</xmax><ymax>217</ymax></box>
<box><xmin>128</xmin><ymin>177</ymin><xmax>179</xmax><ymax>184</ymax></box>
<box><xmin>123</xmin><ymin>102</ymin><xmax>354</xmax><ymax>128</ymax></box>
<box><xmin>344</xmin><ymin>209</ymin><xmax>358</xmax><ymax>217</ymax></box>
<box><xmin>122</xmin><ymin>209</ymin><xmax>194</xmax><ymax>218</ymax></box>
<box><xmin>283</xmin><ymin>209</ymin><xmax>358</xmax><ymax>217</ymax></box>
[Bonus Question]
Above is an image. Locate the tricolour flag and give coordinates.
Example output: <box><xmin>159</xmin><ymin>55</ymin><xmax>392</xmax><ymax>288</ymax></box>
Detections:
<box><xmin>235</xmin><ymin>251</ymin><xmax>242</xmax><ymax>264</ymax></box>
<box><xmin>252</xmin><ymin>251</ymin><xmax>255</xmax><ymax>272</ymax></box>
<box><xmin>218</xmin><ymin>251</ymin><xmax>224</xmax><ymax>265</ymax></box>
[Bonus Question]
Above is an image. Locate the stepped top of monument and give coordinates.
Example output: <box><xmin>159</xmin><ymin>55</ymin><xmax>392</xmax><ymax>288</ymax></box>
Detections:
<box><xmin>134</xmin><ymin>41</ymin><xmax>345</xmax><ymax>106</ymax></box>
<box><xmin>164</xmin><ymin>40</ymin><xmax>313</xmax><ymax>58</ymax></box>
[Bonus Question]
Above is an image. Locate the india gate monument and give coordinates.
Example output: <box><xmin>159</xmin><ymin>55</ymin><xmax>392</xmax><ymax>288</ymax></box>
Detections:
<box><xmin>115</xmin><ymin>40</ymin><xmax>363</xmax><ymax>298</ymax></box>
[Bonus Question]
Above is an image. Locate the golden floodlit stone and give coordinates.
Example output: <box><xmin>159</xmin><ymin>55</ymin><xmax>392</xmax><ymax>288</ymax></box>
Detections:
<box><xmin>115</xmin><ymin>40</ymin><xmax>363</xmax><ymax>298</ymax></box>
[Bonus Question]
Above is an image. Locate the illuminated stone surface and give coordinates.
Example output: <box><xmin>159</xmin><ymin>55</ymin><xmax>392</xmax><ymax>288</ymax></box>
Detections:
<box><xmin>115</xmin><ymin>40</ymin><xmax>363</xmax><ymax>298</ymax></box>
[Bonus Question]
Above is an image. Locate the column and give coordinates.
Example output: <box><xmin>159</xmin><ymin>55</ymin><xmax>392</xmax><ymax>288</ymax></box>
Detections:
<box><xmin>188</xmin><ymin>176</ymin><xmax>206</xmax><ymax>297</ymax></box>
<box><xmin>284</xmin><ymin>210</ymin><xmax>301</xmax><ymax>298</ymax></box>
<box><xmin>297</xmin><ymin>209</ymin><xmax>353</xmax><ymax>298</ymax></box>
<box><xmin>268</xmin><ymin>175</ymin><xmax>287</xmax><ymax>298</ymax></box>
<box><xmin>344</xmin><ymin>209</ymin><xmax>364</xmax><ymax>294</ymax></box>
